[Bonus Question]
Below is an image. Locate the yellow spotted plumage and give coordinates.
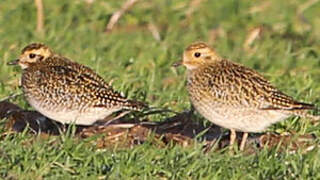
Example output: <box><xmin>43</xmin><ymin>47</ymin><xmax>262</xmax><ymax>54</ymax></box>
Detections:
<box><xmin>174</xmin><ymin>42</ymin><xmax>319</xmax><ymax>150</ymax></box>
<box><xmin>9</xmin><ymin>43</ymin><xmax>146</xmax><ymax>125</ymax></box>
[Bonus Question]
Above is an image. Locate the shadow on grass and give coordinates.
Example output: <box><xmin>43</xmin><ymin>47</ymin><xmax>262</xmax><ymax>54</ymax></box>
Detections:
<box><xmin>0</xmin><ymin>100</ymin><xmax>318</xmax><ymax>154</ymax></box>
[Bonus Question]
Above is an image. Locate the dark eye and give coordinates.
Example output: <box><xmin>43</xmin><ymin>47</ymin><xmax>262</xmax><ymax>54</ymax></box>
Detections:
<box><xmin>194</xmin><ymin>52</ymin><xmax>201</xmax><ymax>58</ymax></box>
<box><xmin>29</xmin><ymin>54</ymin><xmax>36</xmax><ymax>59</ymax></box>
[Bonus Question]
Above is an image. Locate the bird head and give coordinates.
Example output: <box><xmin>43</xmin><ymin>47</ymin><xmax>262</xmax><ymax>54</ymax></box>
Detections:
<box><xmin>8</xmin><ymin>43</ymin><xmax>53</xmax><ymax>69</ymax></box>
<box><xmin>173</xmin><ymin>42</ymin><xmax>221</xmax><ymax>70</ymax></box>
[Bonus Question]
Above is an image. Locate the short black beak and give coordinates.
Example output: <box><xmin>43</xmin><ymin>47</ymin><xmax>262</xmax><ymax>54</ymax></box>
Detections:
<box><xmin>172</xmin><ymin>60</ymin><xmax>182</xmax><ymax>67</ymax></box>
<box><xmin>7</xmin><ymin>59</ymin><xmax>19</xmax><ymax>66</ymax></box>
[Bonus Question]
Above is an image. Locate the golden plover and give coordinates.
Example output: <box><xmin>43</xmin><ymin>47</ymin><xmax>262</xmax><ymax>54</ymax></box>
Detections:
<box><xmin>8</xmin><ymin>43</ymin><xmax>146</xmax><ymax>126</ymax></box>
<box><xmin>173</xmin><ymin>42</ymin><xmax>319</xmax><ymax>150</ymax></box>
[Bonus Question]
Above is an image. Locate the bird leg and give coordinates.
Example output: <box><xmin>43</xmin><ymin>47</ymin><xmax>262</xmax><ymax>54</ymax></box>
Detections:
<box><xmin>229</xmin><ymin>129</ymin><xmax>236</xmax><ymax>149</ymax></box>
<box><xmin>240</xmin><ymin>132</ymin><xmax>248</xmax><ymax>151</ymax></box>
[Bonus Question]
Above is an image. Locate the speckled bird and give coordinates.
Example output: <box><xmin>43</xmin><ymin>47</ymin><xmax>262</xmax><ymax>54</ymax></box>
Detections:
<box><xmin>173</xmin><ymin>42</ymin><xmax>319</xmax><ymax>150</ymax></box>
<box><xmin>8</xmin><ymin>43</ymin><xmax>146</xmax><ymax>125</ymax></box>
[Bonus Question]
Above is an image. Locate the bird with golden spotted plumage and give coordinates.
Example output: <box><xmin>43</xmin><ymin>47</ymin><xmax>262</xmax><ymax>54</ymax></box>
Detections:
<box><xmin>173</xmin><ymin>42</ymin><xmax>319</xmax><ymax>150</ymax></box>
<box><xmin>8</xmin><ymin>43</ymin><xmax>147</xmax><ymax>126</ymax></box>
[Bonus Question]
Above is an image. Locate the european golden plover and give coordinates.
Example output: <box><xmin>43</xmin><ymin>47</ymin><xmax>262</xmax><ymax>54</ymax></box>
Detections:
<box><xmin>173</xmin><ymin>42</ymin><xmax>319</xmax><ymax>150</ymax></box>
<box><xmin>8</xmin><ymin>43</ymin><xmax>146</xmax><ymax>125</ymax></box>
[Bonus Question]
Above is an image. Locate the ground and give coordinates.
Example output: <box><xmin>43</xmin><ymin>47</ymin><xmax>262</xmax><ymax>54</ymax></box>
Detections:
<box><xmin>0</xmin><ymin>0</ymin><xmax>320</xmax><ymax>179</ymax></box>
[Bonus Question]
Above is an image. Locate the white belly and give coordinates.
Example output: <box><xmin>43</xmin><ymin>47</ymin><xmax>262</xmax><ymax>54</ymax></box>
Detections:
<box><xmin>192</xmin><ymin>99</ymin><xmax>290</xmax><ymax>132</ymax></box>
<box><xmin>27</xmin><ymin>98</ymin><xmax>120</xmax><ymax>125</ymax></box>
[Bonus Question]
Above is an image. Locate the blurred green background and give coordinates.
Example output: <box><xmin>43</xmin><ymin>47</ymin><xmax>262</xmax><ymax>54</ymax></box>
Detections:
<box><xmin>0</xmin><ymin>0</ymin><xmax>320</xmax><ymax>179</ymax></box>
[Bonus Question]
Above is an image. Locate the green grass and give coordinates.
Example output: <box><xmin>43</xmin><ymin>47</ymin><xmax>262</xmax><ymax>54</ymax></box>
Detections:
<box><xmin>1</xmin><ymin>0</ymin><xmax>320</xmax><ymax>179</ymax></box>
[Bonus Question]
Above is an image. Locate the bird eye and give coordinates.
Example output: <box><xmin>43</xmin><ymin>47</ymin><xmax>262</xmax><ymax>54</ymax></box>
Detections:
<box><xmin>29</xmin><ymin>53</ymin><xmax>36</xmax><ymax>59</ymax></box>
<box><xmin>194</xmin><ymin>52</ymin><xmax>201</xmax><ymax>58</ymax></box>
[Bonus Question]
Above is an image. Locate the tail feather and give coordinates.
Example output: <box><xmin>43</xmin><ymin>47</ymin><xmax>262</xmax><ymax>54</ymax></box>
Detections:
<box><xmin>289</xmin><ymin>101</ymin><xmax>317</xmax><ymax>110</ymax></box>
<box><xmin>262</xmin><ymin>101</ymin><xmax>316</xmax><ymax>111</ymax></box>
<box><xmin>288</xmin><ymin>101</ymin><xmax>319</xmax><ymax>121</ymax></box>
<box><xmin>268</xmin><ymin>90</ymin><xmax>316</xmax><ymax>110</ymax></box>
